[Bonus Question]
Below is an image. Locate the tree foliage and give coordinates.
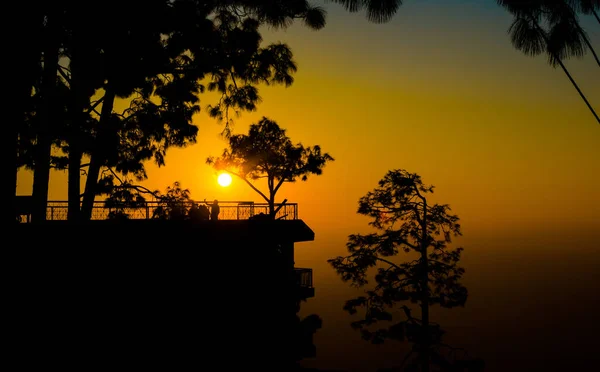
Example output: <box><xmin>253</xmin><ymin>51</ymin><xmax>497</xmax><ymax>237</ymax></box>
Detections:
<box><xmin>103</xmin><ymin>179</ymin><xmax>194</xmax><ymax>221</ymax></box>
<box><xmin>328</xmin><ymin>169</ymin><xmax>469</xmax><ymax>370</ymax></box>
<box><xmin>207</xmin><ymin>117</ymin><xmax>334</xmax><ymax>216</ymax></box>
<box><xmin>151</xmin><ymin>181</ymin><xmax>193</xmax><ymax>220</ymax></box>
<box><xmin>498</xmin><ymin>0</ymin><xmax>599</xmax><ymax>67</ymax></box>
<box><xmin>17</xmin><ymin>0</ymin><xmax>330</xmax><ymax>222</ymax></box>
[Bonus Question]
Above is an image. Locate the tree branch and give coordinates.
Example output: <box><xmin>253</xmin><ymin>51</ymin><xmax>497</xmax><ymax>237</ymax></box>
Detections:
<box><xmin>375</xmin><ymin>257</ymin><xmax>404</xmax><ymax>271</ymax></box>
<box><xmin>57</xmin><ymin>65</ymin><xmax>71</xmax><ymax>85</ymax></box>
<box><xmin>273</xmin><ymin>176</ymin><xmax>286</xmax><ymax>194</ymax></box>
<box><xmin>229</xmin><ymin>170</ymin><xmax>270</xmax><ymax>203</ymax></box>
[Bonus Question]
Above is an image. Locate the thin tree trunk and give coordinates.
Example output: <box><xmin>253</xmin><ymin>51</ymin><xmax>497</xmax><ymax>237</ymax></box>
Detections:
<box><xmin>420</xmin><ymin>198</ymin><xmax>430</xmax><ymax>372</ymax></box>
<box><xmin>67</xmin><ymin>43</ymin><xmax>85</xmax><ymax>222</ymax></box>
<box><xmin>554</xmin><ymin>53</ymin><xmax>600</xmax><ymax>123</ymax></box>
<box><xmin>269</xmin><ymin>194</ymin><xmax>276</xmax><ymax>219</ymax></box>
<box><xmin>580</xmin><ymin>30</ymin><xmax>600</xmax><ymax>67</ymax></box>
<box><xmin>268</xmin><ymin>176</ymin><xmax>276</xmax><ymax>218</ymax></box>
<box><xmin>68</xmin><ymin>147</ymin><xmax>82</xmax><ymax>221</ymax></box>
<box><xmin>13</xmin><ymin>62</ymin><xmax>35</xmax><ymax>222</ymax></box>
<box><xmin>31</xmin><ymin>11</ymin><xmax>60</xmax><ymax>223</ymax></box>
<box><xmin>12</xmin><ymin>8</ymin><xmax>43</xmax><ymax>224</ymax></box>
<box><xmin>81</xmin><ymin>85</ymin><xmax>116</xmax><ymax>220</ymax></box>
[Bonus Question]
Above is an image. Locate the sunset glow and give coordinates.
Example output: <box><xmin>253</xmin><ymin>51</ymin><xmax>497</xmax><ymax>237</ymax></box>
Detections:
<box><xmin>217</xmin><ymin>173</ymin><xmax>232</xmax><ymax>187</ymax></box>
<box><xmin>14</xmin><ymin>2</ymin><xmax>600</xmax><ymax>371</ymax></box>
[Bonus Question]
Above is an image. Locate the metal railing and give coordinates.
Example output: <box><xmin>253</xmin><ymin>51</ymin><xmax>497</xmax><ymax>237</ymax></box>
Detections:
<box><xmin>40</xmin><ymin>200</ymin><xmax>298</xmax><ymax>221</ymax></box>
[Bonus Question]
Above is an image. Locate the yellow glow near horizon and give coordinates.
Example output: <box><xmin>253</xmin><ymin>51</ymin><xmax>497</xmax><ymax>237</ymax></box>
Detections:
<box><xmin>217</xmin><ymin>173</ymin><xmax>232</xmax><ymax>187</ymax></box>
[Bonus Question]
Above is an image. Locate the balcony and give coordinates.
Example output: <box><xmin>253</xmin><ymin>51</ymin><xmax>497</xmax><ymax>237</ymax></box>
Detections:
<box><xmin>16</xmin><ymin>199</ymin><xmax>298</xmax><ymax>222</ymax></box>
<box><xmin>295</xmin><ymin>268</ymin><xmax>315</xmax><ymax>299</ymax></box>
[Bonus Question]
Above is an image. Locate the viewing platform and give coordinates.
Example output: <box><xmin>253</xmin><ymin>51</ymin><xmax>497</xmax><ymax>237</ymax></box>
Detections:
<box><xmin>15</xmin><ymin>198</ymin><xmax>298</xmax><ymax>221</ymax></box>
<box><xmin>13</xmin><ymin>197</ymin><xmax>314</xmax><ymax>298</ymax></box>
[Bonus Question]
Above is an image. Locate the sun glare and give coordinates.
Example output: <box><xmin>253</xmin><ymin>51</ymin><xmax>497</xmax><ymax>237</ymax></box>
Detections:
<box><xmin>217</xmin><ymin>173</ymin><xmax>232</xmax><ymax>187</ymax></box>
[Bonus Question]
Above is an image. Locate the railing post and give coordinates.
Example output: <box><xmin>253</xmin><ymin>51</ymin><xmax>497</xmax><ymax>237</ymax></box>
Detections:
<box><xmin>146</xmin><ymin>203</ymin><xmax>150</xmax><ymax>219</ymax></box>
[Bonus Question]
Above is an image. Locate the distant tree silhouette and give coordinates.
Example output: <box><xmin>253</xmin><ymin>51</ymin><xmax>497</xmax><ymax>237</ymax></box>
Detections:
<box><xmin>328</xmin><ymin>169</ymin><xmax>469</xmax><ymax>372</ymax></box>
<box><xmin>207</xmin><ymin>117</ymin><xmax>334</xmax><ymax>218</ymax></box>
<box><xmin>333</xmin><ymin>0</ymin><xmax>599</xmax><ymax>124</ymax></box>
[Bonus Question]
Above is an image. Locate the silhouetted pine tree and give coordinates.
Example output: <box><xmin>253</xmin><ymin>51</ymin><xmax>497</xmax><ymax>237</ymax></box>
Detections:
<box><xmin>207</xmin><ymin>117</ymin><xmax>334</xmax><ymax>217</ymax></box>
<box><xmin>329</xmin><ymin>169</ymin><xmax>470</xmax><ymax>372</ymax></box>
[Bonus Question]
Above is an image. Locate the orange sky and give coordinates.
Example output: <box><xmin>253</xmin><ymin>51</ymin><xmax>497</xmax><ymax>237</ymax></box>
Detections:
<box><xmin>15</xmin><ymin>3</ymin><xmax>599</xmax><ymax>369</ymax></box>
<box><xmin>16</xmin><ymin>1</ymin><xmax>599</xmax><ymax>252</ymax></box>
<box><xmin>17</xmin><ymin>1</ymin><xmax>599</xmax><ymax>241</ymax></box>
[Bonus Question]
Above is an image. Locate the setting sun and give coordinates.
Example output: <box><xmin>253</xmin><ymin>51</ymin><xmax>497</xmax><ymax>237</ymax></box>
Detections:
<box><xmin>217</xmin><ymin>173</ymin><xmax>232</xmax><ymax>187</ymax></box>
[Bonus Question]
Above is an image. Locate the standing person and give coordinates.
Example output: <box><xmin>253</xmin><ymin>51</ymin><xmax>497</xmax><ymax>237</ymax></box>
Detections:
<box><xmin>210</xmin><ymin>200</ymin><xmax>220</xmax><ymax>221</ymax></box>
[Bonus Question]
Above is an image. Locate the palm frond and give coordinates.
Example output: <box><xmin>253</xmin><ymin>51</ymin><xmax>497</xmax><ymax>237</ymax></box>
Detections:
<box><xmin>508</xmin><ymin>17</ymin><xmax>546</xmax><ymax>57</ymax></box>
<box><xmin>304</xmin><ymin>6</ymin><xmax>327</xmax><ymax>30</ymax></box>
<box><xmin>547</xmin><ymin>19</ymin><xmax>587</xmax><ymax>67</ymax></box>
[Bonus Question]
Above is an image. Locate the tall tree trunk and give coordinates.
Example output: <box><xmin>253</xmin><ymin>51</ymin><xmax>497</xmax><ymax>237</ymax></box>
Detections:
<box><xmin>12</xmin><ymin>7</ymin><xmax>43</xmax><ymax>224</ymax></box>
<box><xmin>13</xmin><ymin>58</ymin><xmax>38</xmax><ymax>223</ymax></box>
<box><xmin>554</xmin><ymin>56</ymin><xmax>600</xmax><ymax>123</ymax></box>
<box><xmin>67</xmin><ymin>43</ymin><xmax>85</xmax><ymax>222</ymax></box>
<box><xmin>268</xmin><ymin>176</ymin><xmax>276</xmax><ymax>219</ymax></box>
<box><xmin>419</xmin><ymin>198</ymin><xmax>430</xmax><ymax>372</ymax></box>
<box><xmin>81</xmin><ymin>85</ymin><xmax>116</xmax><ymax>220</ymax></box>
<box><xmin>31</xmin><ymin>10</ymin><xmax>60</xmax><ymax>223</ymax></box>
<box><xmin>68</xmin><ymin>149</ymin><xmax>82</xmax><ymax>221</ymax></box>
<box><xmin>269</xmin><ymin>194</ymin><xmax>276</xmax><ymax>219</ymax></box>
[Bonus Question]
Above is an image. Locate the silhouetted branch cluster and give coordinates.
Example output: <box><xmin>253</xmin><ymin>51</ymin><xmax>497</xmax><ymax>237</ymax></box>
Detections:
<box><xmin>207</xmin><ymin>117</ymin><xmax>333</xmax><ymax>217</ymax></box>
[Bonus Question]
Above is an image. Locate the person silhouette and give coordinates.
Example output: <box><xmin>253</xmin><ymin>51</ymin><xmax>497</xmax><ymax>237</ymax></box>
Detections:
<box><xmin>198</xmin><ymin>204</ymin><xmax>210</xmax><ymax>220</ymax></box>
<box><xmin>187</xmin><ymin>202</ymin><xmax>201</xmax><ymax>221</ymax></box>
<box><xmin>210</xmin><ymin>200</ymin><xmax>220</xmax><ymax>221</ymax></box>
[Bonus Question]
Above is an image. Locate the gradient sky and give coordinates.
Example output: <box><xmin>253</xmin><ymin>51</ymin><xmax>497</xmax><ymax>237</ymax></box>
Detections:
<box><xmin>18</xmin><ymin>0</ymin><xmax>599</xmax><ymax>233</ymax></box>
<box><xmin>16</xmin><ymin>2</ymin><xmax>599</xmax><ymax>370</ymax></box>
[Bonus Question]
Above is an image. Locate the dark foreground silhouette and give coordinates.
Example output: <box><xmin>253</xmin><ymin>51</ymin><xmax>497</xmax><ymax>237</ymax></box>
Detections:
<box><xmin>8</xmin><ymin>220</ymin><xmax>328</xmax><ymax>371</ymax></box>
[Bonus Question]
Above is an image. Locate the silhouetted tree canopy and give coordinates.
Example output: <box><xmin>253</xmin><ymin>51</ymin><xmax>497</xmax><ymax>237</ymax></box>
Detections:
<box><xmin>103</xmin><ymin>179</ymin><xmax>196</xmax><ymax>220</ymax></box>
<box><xmin>498</xmin><ymin>0</ymin><xmax>599</xmax><ymax>67</ymax></box>
<box><xmin>207</xmin><ymin>117</ymin><xmax>334</xmax><ymax>217</ymax></box>
<box><xmin>329</xmin><ymin>169</ymin><xmax>469</xmax><ymax>372</ymax></box>
<box><xmin>17</xmin><ymin>0</ymin><xmax>331</xmax><ymax>222</ymax></box>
